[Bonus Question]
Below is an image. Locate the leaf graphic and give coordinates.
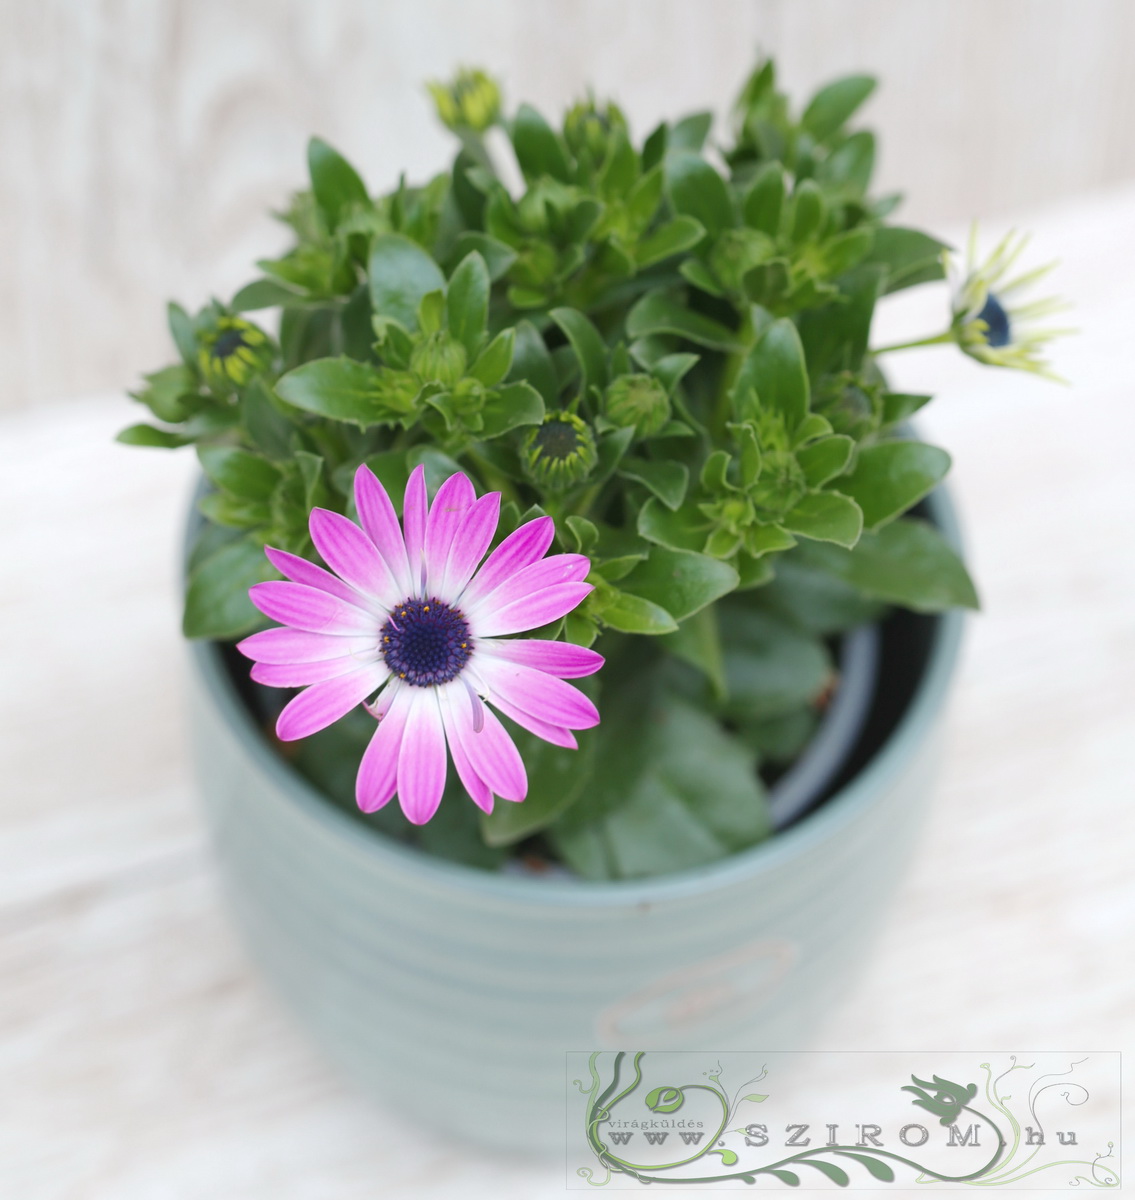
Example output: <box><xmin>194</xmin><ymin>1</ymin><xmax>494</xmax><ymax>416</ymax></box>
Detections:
<box><xmin>835</xmin><ymin>1151</ymin><xmax>895</xmax><ymax>1182</ymax></box>
<box><xmin>803</xmin><ymin>1159</ymin><xmax>850</xmax><ymax>1186</ymax></box>
<box><xmin>743</xmin><ymin>1093</ymin><xmax>768</xmax><ymax>1103</ymax></box>
<box><xmin>767</xmin><ymin>1169</ymin><xmax>800</xmax><ymax>1186</ymax></box>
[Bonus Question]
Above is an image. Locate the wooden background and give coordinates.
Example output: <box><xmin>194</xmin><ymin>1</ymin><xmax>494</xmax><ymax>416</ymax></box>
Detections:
<box><xmin>2</xmin><ymin>0</ymin><xmax>1134</xmax><ymax>412</ymax></box>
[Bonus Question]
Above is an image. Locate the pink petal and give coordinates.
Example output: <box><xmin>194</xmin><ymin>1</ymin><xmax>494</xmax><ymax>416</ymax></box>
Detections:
<box><xmin>354</xmin><ymin>465</ymin><xmax>413</xmax><ymax>597</ymax></box>
<box><xmin>439</xmin><ymin>686</ymin><xmax>494</xmax><ymax>813</ymax></box>
<box><xmin>459</xmin><ymin>516</ymin><xmax>555</xmax><ymax>607</ymax></box>
<box><xmin>423</xmin><ymin>473</ymin><xmax>476</xmax><ymax>594</ymax></box>
<box><xmin>275</xmin><ymin>663</ymin><xmax>388</xmax><ymax>741</ymax></box>
<box><xmin>402</xmin><ymin>465</ymin><xmax>428</xmax><ymax>594</ymax></box>
<box><xmin>448</xmin><ymin>698</ymin><xmax>527</xmax><ymax>803</ymax></box>
<box><xmin>397</xmin><ymin>689</ymin><xmax>448</xmax><ymax>824</ymax></box>
<box><xmin>309</xmin><ymin>508</ymin><xmax>399</xmax><ymax>610</ymax></box>
<box><xmin>476</xmin><ymin>638</ymin><xmax>604</xmax><ymax>678</ymax></box>
<box><xmin>237</xmin><ymin>627</ymin><xmax>379</xmax><ymax>665</ymax></box>
<box><xmin>264</xmin><ymin>546</ymin><xmax>373</xmax><ymax>611</ymax></box>
<box><xmin>356</xmin><ymin>683</ymin><xmax>411</xmax><ymax>813</ymax></box>
<box><xmin>465</xmin><ymin>554</ymin><xmax>591</xmax><ymax>623</ymax></box>
<box><xmin>439</xmin><ymin>492</ymin><xmax>500</xmax><ymax>600</ymax></box>
<box><xmin>249</xmin><ymin>581</ymin><xmax>377</xmax><ymax>635</ymax></box>
<box><xmin>476</xmin><ymin>657</ymin><xmax>600</xmax><ymax>730</ymax></box>
<box><xmin>485</xmin><ymin>690</ymin><xmax>578</xmax><ymax>749</ymax></box>
<box><xmin>251</xmin><ymin>655</ymin><xmax>378</xmax><ymax>688</ymax></box>
<box><xmin>473</xmin><ymin>582</ymin><xmax>593</xmax><ymax>638</ymax></box>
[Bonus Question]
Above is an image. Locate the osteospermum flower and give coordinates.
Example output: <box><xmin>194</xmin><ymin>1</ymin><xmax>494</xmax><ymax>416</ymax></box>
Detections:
<box><xmin>945</xmin><ymin>226</ymin><xmax>1072</xmax><ymax>382</ymax></box>
<box><xmin>236</xmin><ymin>465</ymin><xmax>603</xmax><ymax>824</ymax></box>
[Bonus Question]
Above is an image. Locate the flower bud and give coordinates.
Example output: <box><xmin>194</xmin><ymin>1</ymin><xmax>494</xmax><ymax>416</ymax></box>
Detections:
<box><xmin>198</xmin><ymin>317</ymin><xmax>273</xmax><ymax>390</ymax></box>
<box><xmin>523</xmin><ymin>413</ymin><xmax>598</xmax><ymax>489</ymax></box>
<box><xmin>428</xmin><ymin>68</ymin><xmax>501</xmax><ymax>134</ymax></box>
<box><xmin>410</xmin><ymin>332</ymin><xmax>468</xmax><ymax>388</ymax></box>
<box><xmin>603</xmin><ymin>373</ymin><xmax>671</xmax><ymax>439</ymax></box>
<box><xmin>564</xmin><ymin>98</ymin><xmax>628</xmax><ymax>164</ymax></box>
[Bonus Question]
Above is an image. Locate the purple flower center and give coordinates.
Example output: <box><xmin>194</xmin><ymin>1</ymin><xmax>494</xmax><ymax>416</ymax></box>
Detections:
<box><xmin>212</xmin><ymin>328</ymin><xmax>249</xmax><ymax>359</ymax></box>
<box><xmin>976</xmin><ymin>292</ymin><xmax>1011</xmax><ymax>347</ymax></box>
<box><xmin>380</xmin><ymin>598</ymin><xmax>472</xmax><ymax>687</ymax></box>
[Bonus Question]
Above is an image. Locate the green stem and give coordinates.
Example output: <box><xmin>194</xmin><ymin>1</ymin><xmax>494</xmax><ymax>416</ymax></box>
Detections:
<box><xmin>711</xmin><ymin>306</ymin><xmax>756</xmax><ymax>441</ymax></box>
<box><xmin>872</xmin><ymin>330</ymin><xmax>955</xmax><ymax>354</ymax></box>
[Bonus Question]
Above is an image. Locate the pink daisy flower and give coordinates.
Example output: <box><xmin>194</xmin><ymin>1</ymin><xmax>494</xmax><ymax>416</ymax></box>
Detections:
<box><xmin>236</xmin><ymin>464</ymin><xmax>603</xmax><ymax>824</ymax></box>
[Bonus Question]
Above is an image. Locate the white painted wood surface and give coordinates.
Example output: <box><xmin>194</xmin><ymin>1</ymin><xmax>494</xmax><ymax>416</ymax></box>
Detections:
<box><xmin>3</xmin><ymin>0</ymin><xmax>1135</xmax><ymax>411</ymax></box>
<box><xmin>1</xmin><ymin>184</ymin><xmax>1133</xmax><ymax>1196</ymax></box>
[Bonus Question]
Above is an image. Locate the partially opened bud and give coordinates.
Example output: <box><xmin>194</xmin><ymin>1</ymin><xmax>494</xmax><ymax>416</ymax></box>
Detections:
<box><xmin>603</xmin><ymin>373</ymin><xmax>671</xmax><ymax>439</ymax></box>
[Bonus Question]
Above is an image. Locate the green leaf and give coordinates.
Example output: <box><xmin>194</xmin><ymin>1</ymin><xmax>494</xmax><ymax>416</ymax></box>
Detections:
<box><xmin>549</xmin><ymin>687</ymin><xmax>769</xmax><ymax>880</ymax></box>
<box><xmin>720</xmin><ymin>606</ymin><xmax>833</xmax><ymax>721</ymax></box>
<box><xmin>197</xmin><ymin>491</ymin><xmax>271</xmax><ymax>529</ymax></box>
<box><xmin>167</xmin><ymin>301</ymin><xmax>197</xmax><ymax>367</ymax></box>
<box><xmin>637</xmin><ymin>496</ymin><xmax>709</xmax><ymax>552</ymax></box>
<box><xmin>469</xmin><ymin>327</ymin><xmax>516</xmax><ymax>387</ymax></box>
<box><xmin>665</xmin><ymin>152</ymin><xmax>733</xmax><ymax>238</ymax></box>
<box><xmin>750</xmin><ymin>544</ymin><xmax>884</xmax><ymax>635</ymax></box>
<box><xmin>801</xmin><ymin>74</ymin><xmax>876</xmax><ymax>142</ymax></box>
<box><xmin>593</xmin><ymin>588</ymin><xmax>678</xmax><ymax>635</ymax></box>
<box><xmin>511</xmin><ymin>103</ymin><xmax>572</xmax><ymax>182</ymax></box>
<box><xmin>660</xmin><ymin>605</ymin><xmax>726</xmax><ymax>700</ymax></box>
<box><xmin>622</xmin><ymin>547</ymin><xmax>739</xmax><ymax>621</ymax></box>
<box><xmin>447</xmin><ymin>232</ymin><xmax>517</xmax><ymax>280</ymax></box>
<box><xmin>882</xmin><ymin>392</ymin><xmax>932</xmax><ymax>426</ymax></box>
<box><xmin>480</xmin><ymin>381</ymin><xmax>545</xmax><ymax>438</ymax></box>
<box><xmin>308</xmin><ymin>137</ymin><xmax>369</xmax><ymax>230</ymax></box>
<box><xmin>276</xmin><ymin>357</ymin><xmax>416</xmax><ymax>427</ymax></box>
<box><xmin>743</xmin><ymin>163</ymin><xmax>785</xmax><ymax>236</ymax></box>
<box><xmin>649</xmin><ymin>352</ymin><xmax>700</xmax><ymax>393</ymax></box>
<box><xmin>678</xmin><ymin>258</ymin><xmax>725</xmax><ymax>297</ymax></box>
<box><xmin>549</xmin><ymin>307</ymin><xmax>608</xmax><ymax>396</ymax></box>
<box><xmin>669</xmin><ymin>111</ymin><xmax>713</xmax><ymax>150</ymax></box>
<box><xmin>743</xmin><ymin>1094</ymin><xmax>768</xmax><ymax>1103</ymax></box>
<box><xmin>798</xmin><ymin>264</ymin><xmax>886</xmax><ymax>376</ymax></box>
<box><xmin>819</xmin><ymin>131</ymin><xmax>876</xmax><ymax>196</ymax></box>
<box><xmin>508</xmin><ymin>320</ymin><xmax>559</xmax><ymax>405</ymax></box>
<box><xmin>635</xmin><ymin>216</ymin><xmax>706</xmax><ymax>267</ymax></box>
<box><xmin>618</xmin><ymin>456</ymin><xmax>689</xmax><ymax>511</ymax></box>
<box><xmin>806</xmin><ymin>517</ymin><xmax>979</xmax><ymax>611</ymax></box>
<box><xmin>197</xmin><ymin>446</ymin><xmax>280</xmax><ymax>500</ymax></box>
<box><xmin>183</xmin><ymin>535</ymin><xmax>274</xmax><ymax>639</ymax></box>
<box><xmin>837</xmin><ymin>440</ymin><xmax>951</xmax><ymax>530</ymax></box>
<box><xmin>480</xmin><ymin>713</ymin><xmax>597</xmax><ymax>846</ymax></box>
<box><xmin>739</xmin><ymin>318</ymin><xmax>809</xmax><ymax>430</ymax></box>
<box><xmin>116</xmin><ymin>423</ymin><xmax>192</xmax><ymax>449</ymax></box>
<box><xmin>796</xmin><ymin>435</ymin><xmax>854</xmax><ymax>487</ymax></box>
<box><xmin>446</xmin><ymin>251</ymin><xmax>490</xmax><ymax>357</ymax></box>
<box><xmin>231</xmin><ymin>277</ymin><xmax>304</xmax><ymax>312</ymax></box>
<box><xmin>626</xmin><ymin>290</ymin><xmax>741</xmax><ymax>352</ymax></box>
<box><xmin>780</xmin><ymin>491</ymin><xmax>863</xmax><ymax>547</ymax></box>
<box><xmin>368</xmin><ymin>233</ymin><xmax>446</xmax><ymax>330</ymax></box>
<box><xmin>131</xmin><ymin>364</ymin><xmax>196</xmax><ymax>423</ymax></box>
<box><xmin>864</xmin><ymin>227</ymin><xmax>948</xmax><ymax>293</ymax></box>
<box><xmin>789</xmin><ymin>179</ymin><xmax>825</xmax><ymax>241</ymax></box>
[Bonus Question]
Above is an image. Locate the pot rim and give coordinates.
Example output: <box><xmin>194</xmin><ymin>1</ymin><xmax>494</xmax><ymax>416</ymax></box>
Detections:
<box><xmin>189</xmin><ymin>487</ymin><xmax>966</xmax><ymax>909</ymax></box>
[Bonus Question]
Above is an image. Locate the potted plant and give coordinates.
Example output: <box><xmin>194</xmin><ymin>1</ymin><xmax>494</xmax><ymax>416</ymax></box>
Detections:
<box><xmin>121</xmin><ymin>60</ymin><xmax>1066</xmax><ymax>1150</ymax></box>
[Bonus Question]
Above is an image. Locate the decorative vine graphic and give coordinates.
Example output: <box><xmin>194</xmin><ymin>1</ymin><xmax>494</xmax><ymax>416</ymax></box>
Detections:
<box><xmin>572</xmin><ymin>1053</ymin><xmax>1119</xmax><ymax>1188</ymax></box>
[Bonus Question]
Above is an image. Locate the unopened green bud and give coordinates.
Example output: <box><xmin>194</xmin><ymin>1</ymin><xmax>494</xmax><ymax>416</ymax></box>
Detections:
<box><xmin>428</xmin><ymin>68</ymin><xmax>501</xmax><ymax>134</ymax></box>
<box><xmin>748</xmin><ymin>449</ymin><xmax>806</xmax><ymax>519</ymax></box>
<box><xmin>523</xmin><ymin>413</ymin><xmax>598</xmax><ymax>489</ymax></box>
<box><xmin>815</xmin><ymin>373</ymin><xmax>881</xmax><ymax>439</ymax></box>
<box><xmin>709</xmin><ymin>228</ymin><xmax>776</xmax><ymax>294</ymax></box>
<box><xmin>411</xmin><ymin>332</ymin><xmax>468</xmax><ymax>388</ymax></box>
<box><xmin>564</xmin><ymin>97</ymin><xmax>628</xmax><ymax>163</ymax></box>
<box><xmin>198</xmin><ymin>317</ymin><xmax>272</xmax><ymax>390</ymax></box>
<box><xmin>603</xmin><ymin>373</ymin><xmax>671</xmax><ymax>438</ymax></box>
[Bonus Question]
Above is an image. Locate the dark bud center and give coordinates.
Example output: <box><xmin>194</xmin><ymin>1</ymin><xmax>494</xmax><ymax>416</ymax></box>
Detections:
<box><xmin>977</xmin><ymin>293</ymin><xmax>1012</xmax><ymax>348</ymax></box>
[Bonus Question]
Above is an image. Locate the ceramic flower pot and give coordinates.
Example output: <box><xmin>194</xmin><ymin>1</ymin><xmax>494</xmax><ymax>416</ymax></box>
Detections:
<box><xmin>187</xmin><ymin>487</ymin><xmax>964</xmax><ymax>1152</ymax></box>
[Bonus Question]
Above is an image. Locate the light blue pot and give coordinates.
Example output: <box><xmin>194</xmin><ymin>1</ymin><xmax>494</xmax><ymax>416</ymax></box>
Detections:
<box><xmin>188</xmin><ymin>490</ymin><xmax>964</xmax><ymax>1152</ymax></box>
